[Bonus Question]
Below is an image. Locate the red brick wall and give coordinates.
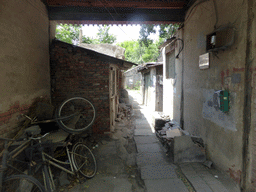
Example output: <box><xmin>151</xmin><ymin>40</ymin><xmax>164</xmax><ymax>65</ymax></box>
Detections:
<box><xmin>50</xmin><ymin>40</ymin><xmax>110</xmax><ymax>134</ymax></box>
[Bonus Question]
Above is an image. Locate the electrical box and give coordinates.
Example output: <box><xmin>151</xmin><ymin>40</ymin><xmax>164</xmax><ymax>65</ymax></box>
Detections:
<box><xmin>219</xmin><ymin>90</ymin><xmax>229</xmax><ymax>112</ymax></box>
<box><xmin>206</xmin><ymin>27</ymin><xmax>235</xmax><ymax>52</ymax></box>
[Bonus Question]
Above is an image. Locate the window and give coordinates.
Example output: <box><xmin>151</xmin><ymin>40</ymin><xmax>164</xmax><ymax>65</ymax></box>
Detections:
<box><xmin>166</xmin><ymin>51</ymin><xmax>175</xmax><ymax>79</ymax></box>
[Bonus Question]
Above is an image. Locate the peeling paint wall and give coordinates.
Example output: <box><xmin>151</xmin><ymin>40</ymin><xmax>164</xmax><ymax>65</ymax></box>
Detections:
<box><xmin>0</xmin><ymin>0</ymin><xmax>50</xmax><ymax>137</ymax></box>
<box><xmin>182</xmin><ymin>0</ymin><xmax>248</xmax><ymax>185</ymax></box>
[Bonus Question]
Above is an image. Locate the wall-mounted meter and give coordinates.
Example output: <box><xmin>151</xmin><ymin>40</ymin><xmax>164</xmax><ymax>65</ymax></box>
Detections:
<box><xmin>206</xmin><ymin>26</ymin><xmax>235</xmax><ymax>52</ymax></box>
<box><xmin>213</xmin><ymin>90</ymin><xmax>230</xmax><ymax>112</ymax></box>
<box><xmin>219</xmin><ymin>90</ymin><xmax>229</xmax><ymax>113</ymax></box>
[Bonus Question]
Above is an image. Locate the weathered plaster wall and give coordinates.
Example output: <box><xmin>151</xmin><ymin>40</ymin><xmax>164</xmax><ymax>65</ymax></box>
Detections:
<box><xmin>155</xmin><ymin>66</ymin><xmax>163</xmax><ymax>112</ymax></box>
<box><xmin>183</xmin><ymin>0</ymin><xmax>248</xmax><ymax>184</ymax></box>
<box><xmin>149</xmin><ymin>68</ymin><xmax>157</xmax><ymax>111</ymax></box>
<box><xmin>162</xmin><ymin>48</ymin><xmax>175</xmax><ymax>119</ymax></box>
<box><xmin>248</xmin><ymin>0</ymin><xmax>256</xmax><ymax>189</ymax></box>
<box><xmin>162</xmin><ymin>37</ymin><xmax>183</xmax><ymax>123</ymax></box>
<box><xmin>0</xmin><ymin>0</ymin><xmax>50</xmax><ymax>137</ymax></box>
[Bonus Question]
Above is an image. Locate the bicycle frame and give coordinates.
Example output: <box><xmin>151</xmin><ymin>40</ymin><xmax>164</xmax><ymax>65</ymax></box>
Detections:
<box><xmin>0</xmin><ymin>138</ymin><xmax>35</xmax><ymax>192</ymax></box>
<box><xmin>0</xmin><ymin>141</ymin><xmax>10</xmax><ymax>192</ymax></box>
<box><xmin>43</xmin><ymin>147</ymin><xmax>75</xmax><ymax>176</ymax></box>
<box><xmin>23</xmin><ymin>112</ymin><xmax>79</xmax><ymax>125</ymax></box>
<box><xmin>39</xmin><ymin>142</ymin><xmax>77</xmax><ymax>191</ymax></box>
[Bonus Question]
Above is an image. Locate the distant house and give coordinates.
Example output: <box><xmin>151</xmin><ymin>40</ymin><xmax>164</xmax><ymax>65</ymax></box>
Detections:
<box><xmin>123</xmin><ymin>66</ymin><xmax>142</xmax><ymax>90</ymax></box>
<box><xmin>138</xmin><ymin>62</ymin><xmax>163</xmax><ymax>112</ymax></box>
<box><xmin>50</xmin><ymin>40</ymin><xmax>137</xmax><ymax>134</ymax></box>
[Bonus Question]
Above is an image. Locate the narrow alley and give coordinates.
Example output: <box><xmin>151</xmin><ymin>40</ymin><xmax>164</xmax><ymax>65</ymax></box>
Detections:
<box><xmin>129</xmin><ymin>90</ymin><xmax>240</xmax><ymax>192</ymax></box>
<box><xmin>55</xmin><ymin>89</ymin><xmax>240</xmax><ymax>192</ymax></box>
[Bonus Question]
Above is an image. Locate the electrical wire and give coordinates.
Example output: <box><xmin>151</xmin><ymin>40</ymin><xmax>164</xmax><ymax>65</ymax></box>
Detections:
<box><xmin>185</xmin><ymin>0</ymin><xmax>219</xmax><ymax>31</ymax></box>
<box><xmin>98</xmin><ymin>0</ymin><xmax>137</xmax><ymax>42</ymax></box>
<box><xmin>97</xmin><ymin>0</ymin><xmax>145</xmax><ymax>63</ymax></box>
<box><xmin>212</xmin><ymin>0</ymin><xmax>219</xmax><ymax>29</ymax></box>
<box><xmin>184</xmin><ymin>0</ymin><xmax>210</xmax><ymax>22</ymax></box>
<box><xmin>175</xmin><ymin>38</ymin><xmax>184</xmax><ymax>58</ymax></box>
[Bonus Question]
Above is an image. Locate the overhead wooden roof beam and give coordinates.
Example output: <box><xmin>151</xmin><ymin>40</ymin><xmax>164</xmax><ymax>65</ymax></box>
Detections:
<box><xmin>47</xmin><ymin>0</ymin><xmax>186</xmax><ymax>9</ymax></box>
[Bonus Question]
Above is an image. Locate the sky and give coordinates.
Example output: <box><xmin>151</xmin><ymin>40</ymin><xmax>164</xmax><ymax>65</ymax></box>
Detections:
<box><xmin>82</xmin><ymin>25</ymin><xmax>160</xmax><ymax>44</ymax></box>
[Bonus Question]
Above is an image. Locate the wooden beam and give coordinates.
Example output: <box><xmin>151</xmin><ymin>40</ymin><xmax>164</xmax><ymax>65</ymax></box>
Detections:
<box><xmin>47</xmin><ymin>0</ymin><xmax>186</xmax><ymax>9</ymax></box>
<box><xmin>48</xmin><ymin>7</ymin><xmax>185</xmax><ymax>22</ymax></box>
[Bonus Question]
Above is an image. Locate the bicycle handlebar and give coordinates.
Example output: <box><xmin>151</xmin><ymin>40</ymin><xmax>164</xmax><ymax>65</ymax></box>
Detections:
<box><xmin>30</xmin><ymin>133</ymin><xmax>49</xmax><ymax>140</ymax></box>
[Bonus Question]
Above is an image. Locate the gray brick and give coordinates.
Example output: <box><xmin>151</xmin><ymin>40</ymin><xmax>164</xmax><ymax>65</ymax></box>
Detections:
<box><xmin>136</xmin><ymin>143</ymin><xmax>162</xmax><ymax>153</ymax></box>
<box><xmin>134</xmin><ymin>129</ymin><xmax>154</xmax><ymax>136</ymax></box>
<box><xmin>134</xmin><ymin>135</ymin><xmax>158</xmax><ymax>144</ymax></box>
<box><xmin>141</xmin><ymin>164</ymin><xmax>177</xmax><ymax>179</ymax></box>
<box><xmin>136</xmin><ymin>152</ymin><xmax>168</xmax><ymax>167</ymax></box>
<box><xmin>145</xmin><ymin>179</ymin><xmax>189</xmax><ymax>192</ymax></box>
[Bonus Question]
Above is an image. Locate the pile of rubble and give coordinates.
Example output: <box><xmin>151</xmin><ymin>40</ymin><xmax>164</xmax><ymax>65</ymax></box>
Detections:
<box><xmin>154</xmin><ymin>118</ymin><xmax>207</xmax><ymax>164</ymax></box>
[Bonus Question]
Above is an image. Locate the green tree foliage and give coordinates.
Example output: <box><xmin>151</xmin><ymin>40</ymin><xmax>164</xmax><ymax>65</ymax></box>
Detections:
<box><xmin>96</xmin><ymin>25</ymin><xmax>117</xmax><ymax>44</ymax></box>
<box><xmin>139</xmin><ymin>24</ymin><xmax>180</xmax><ymax>46</ymax></box>
<box><xmin>55</xmin><ymin>24</ymin><xmax>179</xmax><ymax>65</ymax></box>
<box><xmin>120</xmin><ymin>24</ymin><xmax>180</xmax><ymax>64</ymax></box>
<box><xmin>55</xmin><ymin>24</ymin><xmax>81</xmax><ymax>44</ymax></box>
<box><xmin>81</xmin><ymin>36</ymin><xmax>99</xmax><ymax>44</ymax></box>
<box><xmin>139</xmin><ymin>24</ymin><xmax>156</xmax><ymax>47</ymax></box>
<box><xmin>56</xmin><ymin>24</ymin><xmax>117</xmax><ymax>45</ymax></box>
<box><xmin>118</xmin><ymin>39</ymin><xmax>162</xmax><ymax>65</ymax></box>
<box><xmin>159</xmin><ymin>24</ymin><xmax>180</xmax><ymax>39</ymax></box>
<box><xmin>118</xmin><ymin>41</ymin><xmax>142</xmax><ymax>64</ymax></box>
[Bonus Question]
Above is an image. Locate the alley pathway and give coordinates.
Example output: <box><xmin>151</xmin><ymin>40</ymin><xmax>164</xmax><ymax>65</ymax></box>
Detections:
<box><xmin>128</xmin><ymin>90</ymin><xmax>240</xmax><ymax>192</ymax></box>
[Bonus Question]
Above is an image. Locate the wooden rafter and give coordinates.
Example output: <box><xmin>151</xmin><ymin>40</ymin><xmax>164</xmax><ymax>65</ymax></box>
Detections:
<box><xmin>47</xmin><ymin>0</ymin><xmax>186</xmax><ymax>9</ymax></box>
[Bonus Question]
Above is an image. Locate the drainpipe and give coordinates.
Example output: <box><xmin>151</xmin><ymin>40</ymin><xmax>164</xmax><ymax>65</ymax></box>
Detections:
<box><xmin>241</xmin><ymin>0</ymin><xmax>253</xmax><ymax>191</ymax></box>
<box><xmin>180</xmin><ymin>28</ymin><xmax>185</xmax><ymax>129</ymax></box>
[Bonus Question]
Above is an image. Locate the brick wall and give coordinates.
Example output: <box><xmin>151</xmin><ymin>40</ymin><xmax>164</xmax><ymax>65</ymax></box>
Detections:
<box><xmin>50</xmin><ymin>40</ymin><xmax>111</xmax><ymax>134</ymax></box>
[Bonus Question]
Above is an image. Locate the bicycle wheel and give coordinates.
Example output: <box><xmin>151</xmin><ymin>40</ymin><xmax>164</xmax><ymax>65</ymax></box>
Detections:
<box><xmin>56</xmin><ymin>97</ymin><xmax>96</xmax><ymax>133</ymax></box>
<box><xmin>3</xmin><ymin>174</ymin><xmax>45</xmax><ymax>192</ymax></box>
<box><xmin>71</xmin><ymin>142</ymin><xmax>97</xmax><ymax>178</ymax></box>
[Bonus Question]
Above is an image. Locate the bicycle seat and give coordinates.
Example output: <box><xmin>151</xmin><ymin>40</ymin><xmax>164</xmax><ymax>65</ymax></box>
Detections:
<box><xmin>24</xmin><ymin>125</ymin><xmax>41</xmax><ymax>137</ymax></box>
<box><xmin>41</xmin><ymin>129</ymin><xmax>70</xmax><ymax>143</ymax></box>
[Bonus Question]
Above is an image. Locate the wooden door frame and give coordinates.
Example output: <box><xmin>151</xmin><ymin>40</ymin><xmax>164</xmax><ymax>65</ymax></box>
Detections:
<box><xmin>109</xmin><ymin>65</ymin><xmax>118</xmax><ymax>132</ymax></box>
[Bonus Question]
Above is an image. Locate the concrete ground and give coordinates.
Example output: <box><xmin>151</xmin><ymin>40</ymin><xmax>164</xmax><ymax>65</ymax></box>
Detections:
<box><xmin>128</xmin><ymin>90</ymin><xmax>240</xmax><ymax>192</ymax></box>
<box><xmin>60</xmin><ymin>97</ymin><xmax>144</xmax><ymax>192</ymax></box>
<box><xmin>62</xmin><ymin>89</ymin><xmax>240</xmax><ymax>192</ymax></box>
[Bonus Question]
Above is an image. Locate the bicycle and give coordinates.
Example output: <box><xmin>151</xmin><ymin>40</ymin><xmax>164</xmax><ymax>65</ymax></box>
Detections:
<box><xmin>25</xmin><ymin>97</ymin><xmax>96</xmax><ymax>134</ymax></box>
<box><xmin>0</xmin><ymin>136</ymin><xmax>45</xmax><ymax>192</ymax></box>
<box><xmin>29</xmin><ymin>132</ymin><xmax>97</xmax><ymax>192</ymax></box>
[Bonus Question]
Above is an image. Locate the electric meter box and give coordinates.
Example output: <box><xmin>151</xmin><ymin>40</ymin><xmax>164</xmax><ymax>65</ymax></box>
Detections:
<box><xmin>219</xmin><ymin>90</ymin><xmax>229</xmax><ymax>112</ymax></box>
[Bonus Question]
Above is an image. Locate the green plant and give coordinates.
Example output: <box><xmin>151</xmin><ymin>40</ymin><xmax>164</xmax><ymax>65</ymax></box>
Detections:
<box><xmin>133</xmin><ymin>81</ymin><xmax>141</xmax><ymax>90</ymax></box>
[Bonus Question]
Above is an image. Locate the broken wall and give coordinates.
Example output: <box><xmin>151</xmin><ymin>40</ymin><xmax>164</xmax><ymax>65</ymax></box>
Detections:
<box><xmin>0</xmin><ymin>0</ymin><xmax>50</xmax><ymax>137</ymax></box>
<box><xmin>50</xmin><ymin>40</ymin><xmax>111</xmax><ymax>134</ymax></box>
<box><xmin>182</xmin><ymin>0</ymin><xmax>250</xmax><ymax>185</ymax></box>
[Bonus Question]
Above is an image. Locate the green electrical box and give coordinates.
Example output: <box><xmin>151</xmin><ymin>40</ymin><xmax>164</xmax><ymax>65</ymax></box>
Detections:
<box><xmin>219</xmin><ymin>90</ymin><xmax>229</xmax><ymax>112</ymax></box>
